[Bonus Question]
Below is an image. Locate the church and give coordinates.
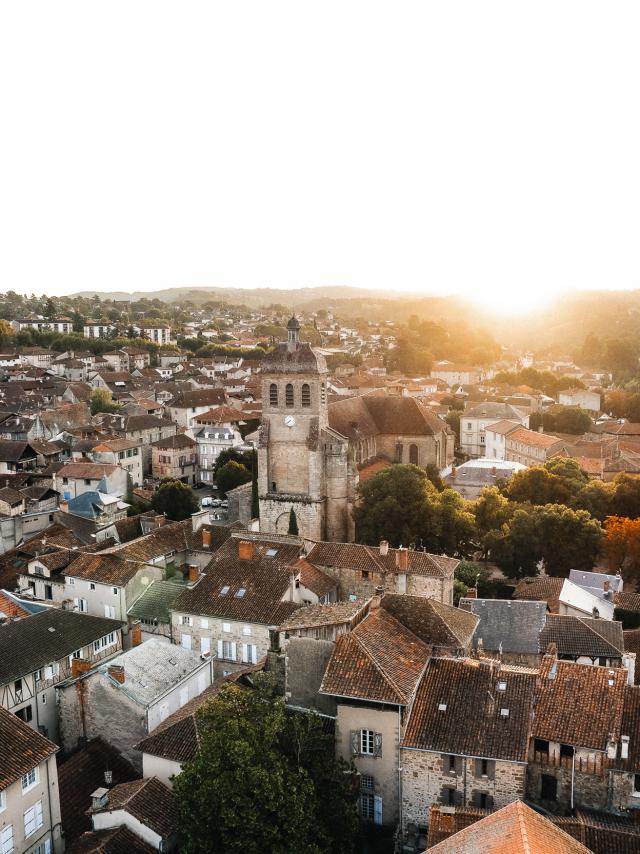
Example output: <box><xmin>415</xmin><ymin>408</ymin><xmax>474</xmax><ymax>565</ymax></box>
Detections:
<box><xmin>258</xmin><ymin>317</ymin><xmax>454</xmax><ymax>542</ymax></box>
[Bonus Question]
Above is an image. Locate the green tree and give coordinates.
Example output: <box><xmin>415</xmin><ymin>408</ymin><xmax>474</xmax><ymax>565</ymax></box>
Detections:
<box><xmin>540</xmin><ymin>405</ymin><xmax>592</xmax><ymax>435</ymax></box>
<box><xmin>216</xmin><ymin>460</ymin><xmax>252</xmax><ymax>496</ymax></box>
<box><xmin>571</xmin><ymin>480</ymin><xmax>614</xmax><ymax>522</ymax></box>
<box><xmin>435</xmin><ymin>489</ymin><xmax>477</xmax><ymax>557</ymax></box>
<box><xmin>454</xmin><ymin>559</ymin><xmax>497</xmax><ymax>601</ymax></box>
<box><xmin>287</xmin><ymin>507</ymin><xmax>299</xmax><ymax>535</ymax></box>
<box><xmin>173</xmin><ymin>676</ymin><xmax>357</xmax><ymax>854</ymax></box>
<box><xmin>151</xmin><ymin>479</ymin><xmax>200</xmax><ymax>521</ymax></box>
<box><xmin>504</xmin><ymin>467</ymin><xmax>571</xmax><ymax>506</ymax></box>
<box><xmin>213</xmin><ymin>447</ymin><xmax>256</xmax><ymax>477</ymax></box>
<box><xmin>610</xmin><ymin>474</ymin><xmax>640</xmax><ymax>519</ymax></box>
<box><xmin>353</xmin><ymin>465</ymin><xmax>438</xmax><ymax>548</ymax></box>
<box><xmin>90</xmin><ymin>388</ymin><xmax>121</xmax><ymax>415</ymax></box>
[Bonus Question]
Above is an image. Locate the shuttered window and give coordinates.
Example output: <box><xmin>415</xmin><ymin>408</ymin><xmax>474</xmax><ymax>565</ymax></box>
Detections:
<box><xmin>0</xmin><ymin>825</ymin><xmax>13</xmax><ymax>854</ymax></box>
<box><xmin>351</xmin><ymin>730</ymin><xmax>382</xmax><ymax>757</ymax></box>
<box><xmin>285</xmin><ymin>384</ymin><xmax>294</xmax><ymax>407</ymax></box>
<box><xmin>301</xmin><ymin>384</ymin><xmax>311</xmax><ymax>407</ymax></box>
<box><xmin>24</xmin><ymin>800</ymin><xmax>43</xmax><ymax>838</ymax></box>
<box><xmin>269</xmin><ymin>384</ymin><xmax>278</xmax><ymax>406</ymax></box>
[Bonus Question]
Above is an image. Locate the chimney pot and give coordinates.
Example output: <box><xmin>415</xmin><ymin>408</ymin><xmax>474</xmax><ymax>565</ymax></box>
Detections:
<box><xmin>130</xmin><ymin>621</ymin><xmax>142</xmax><ymax>647</ymax></box>
<box><xmin>238</xmin><ymin>540</ymin><xmax>253</xmax><ymax>561</ymax></box>
<box><xmin>108</xmin><ymin>664</ymin><xmax>125</xmax><ymax>685</ymax></box>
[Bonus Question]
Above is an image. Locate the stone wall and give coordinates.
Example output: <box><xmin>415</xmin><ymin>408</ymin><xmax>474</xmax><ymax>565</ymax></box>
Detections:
<box><xmin>284</xmin><ymin>636</ymin><xmax>336</xmax><ymax>716</ymax></box>
<box><xmin>401</xmin><ymin>750</ymin><xmax>526</xmax><ymax>831</ymax></box>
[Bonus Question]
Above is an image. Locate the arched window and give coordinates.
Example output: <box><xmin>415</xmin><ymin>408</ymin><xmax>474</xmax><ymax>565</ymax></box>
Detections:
<box><xmin>285</xmin><ymin>383</ymin><xmax>294</xmax><ymax>407</ymax></box>
<box><xmin>409</xmin><ymin>444</ymin><xmax>419</xmax><ymax>465</ymax></box>
<box><xmin>320</xmin><ymin>382</ymin><xmax>326</xmax><ymax>405</ymax></box>
<box><xmin>301</xmin><ymin>383</ymin><xmax>311</xmax><ymax>407</ymax></box>
<box><xmin>269</xmin><ymin>383</ymin><xmax>278</xmax><ymax>407</ymax></box>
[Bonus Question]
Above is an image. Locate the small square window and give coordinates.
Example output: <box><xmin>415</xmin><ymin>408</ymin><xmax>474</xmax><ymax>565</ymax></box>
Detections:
<box><xmin>223</xmin><ymin>622</ymin><xmax>231</xmax><ymax>633</ymax></box>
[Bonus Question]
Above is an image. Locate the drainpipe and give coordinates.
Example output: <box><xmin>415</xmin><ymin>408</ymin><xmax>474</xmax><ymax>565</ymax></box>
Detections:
<box><xmin>570</xmin><ymin>746</ymin><xmax>575</xmax><ymax>810</ymax></box>
<box><xmin>397</xmin><ymin>706</ymin><xmax>402</xmax><ymax>834</ymax></box>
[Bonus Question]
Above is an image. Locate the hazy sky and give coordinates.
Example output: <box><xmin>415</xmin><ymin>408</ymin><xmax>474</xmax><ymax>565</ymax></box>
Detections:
<box><xmin>1</xmin><ymin>2</ymin><xmax>639</xmax><ymax>313</ymax></box>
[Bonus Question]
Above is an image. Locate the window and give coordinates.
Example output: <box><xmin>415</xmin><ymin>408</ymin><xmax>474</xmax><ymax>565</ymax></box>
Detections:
<box><xmin>447</xmin><ymin>755</ymin><xmax>456</xmax><ymax>774</ymax></box>
<box><xmin>67</xmin><ymin>577</ymin><xmax>74</xmax><ymax>586</ymax></box>
<box><xmin>320</xmin><ymin>382</ymin><xmax>326</xmax><ymax>405</ymax></box>
<box><xmin>634</xmin><ymin>774</ymin><xmax>640</xmax><ymax>795</ymax></box>
<box><xmin>15</xmin><ymin>705</ymin><xmax>33</xmax><ymax>723</ymax></box>
<box><xmin>24</xmin><ymin>801</ymin><xmax>44</xmax><ymax>839</ymax></box>
<box><xmin>409</xmin><ymin>444</ymin><xmax>419</xmax><ymax>465</ymax></box>
<box><xmin>0</xmin><ymin>825</ymin><xmax>13</xmax><ymax>854</ymax></box>
<box><xmin>181</xmin><ymin>616</ymin><xmax>192</xmax><ymax>626</ymax></box>
<box><xmin>560</xmin><ymin>743</ymin><xmax>574</xmax><ymax>759</ymax></box>
<box><xmin>285</xmin><ymin>383</ymin><xmax>294</xmax><ymax>407</ymax></box>
<box><xmin>242</xmin><ymin>644</ymin><xmax>257</xmax><ymax>664</ymax></box>
<box><xmin>0</xmin><ymin>791</ymin><xmax>5</xmax><ymax>813</ymax></box>
<box><xmin>21</xmin><ymin>767</ymin><xmax>39</xmax><ymax>792</ymax></box>
<box><xmin>34</xmin><ymin>841</ymin><xmax>51</xmax><ymax>854</ymax></box>
<box><xmin>242</xmin><ymin>625</ymin><xmax>252</xmax><ymax>636</ymax></box>
<box><xmin>269</xmin><ymin>384</ymin><xmax>278</xmax><ymax>406</ymax></box>
<box><xmin>222</xmin><ymin>640</ymin><xmax>235</xmax><ymax>660</ymax></box>
<box><xmin>540</xmin><ymin>774</ymin><xmax>558</xmax><ymax>801</ymax></box>
<box><xmin>534</xmin><ymin>738</ymin><xmax>550</xmax><ymax>757</ymax></box>
<box><xmin>103</xmin><ymin>605</ymin><xmax>115</xmax><ymax>619</ymax></box>
<box><xmin>301</xmin><ymin>383</ymin><xmax>311</xmax><ymax>407</ymax></box>
<box><xmin>223</xmin><ymin>622</ymin><xmax>231</xmax><ymax>633</ymax></box>
<box><xmin>355</xmin><ymin>730</ymin><xmax>382</xmax><ymax>757</ymax></box>
<box><xmin>89</xmin><ymin>582</ymin><xmax>96</xmax><ymax>591</ymax></box>
<box><xmin>84</xmin><ymin>479</ymin><xmax>91</xmax><ymax>485</ymax></box>
<box><xmin>200</xmin><ymin>618</ymin><xmax>209</xmax><ymax>629</ymax></box>
<box><xmin>442</xmin><ymin>787</ymin><xmax>456</xmax><ymax>806</ymax></box>
<box><xmin>467</xmin><ymin>423</ymin><xmax>472</xmax><ymax>430</ymax></box>
<box><xmin>75</xmin><ymin>598</ymin><xmax>88</xmax><ymax>612</ymax></box>
<box><xmin>112</xmin><ymin>587</ymin><xmax>118</xmax><ymax>596</ymax></box>
<box><xmin>41</xmin><ymin>694</ymin><xmax>46</xmax><ymax>704</ymax></box>
<box><xmin>360</xmin><ymin>792</ymin><xmax>375</xmax><ymax>821</ymax></box>
<box><xmin>235</xmin><ymin>588</ymin><xmax>246</xmax><ymax>598</ymax></box>
<box><xmin>14</xmin><ymin>678</ymin><xmax>22</xmax><ymax>699</ymax></box>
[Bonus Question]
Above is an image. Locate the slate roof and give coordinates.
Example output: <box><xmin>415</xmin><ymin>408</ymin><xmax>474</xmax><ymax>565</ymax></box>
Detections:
<box><xmin>0</xmin><ymin>703</ymin><xmax>57</xmax><ymax>791</ymax></box>
<box><xmin>128</xmin><ymin>580</ymin><xmax>186</xmax><ymax>623</ymax></box>
<box><xmin>513</xmin><ymin>576</ymin><xmax>564</xmax><ymax>613</ymax></box>
<box><xmin>173</xmin><ymin>537</ymin><xmax>302</xmax><ymax>625</ymax></box>
<box><xmin>307</xmin><ymin>541</ymin><xmax>458</xmax><ymax>579</ymax></box>
<box><xmin>381</xmin><ymin>594</ymin><xmax>478</xmax><ymax>648</ymax></box>
<box><xmin>533</xmin><ymin>656</ymin><xmax>626</xmax><ymax>751</ymax></box>
<box><xmin>170</xmin><ymin>388</ymin><xmax>227</xmax><ymax>408</ymax></box>
<box><xmin>320</xmin><ymin>606</ymin><xmax>430</xmax><ymax>704</ymax></box>
<box><xmin>92</xmin><ymin>639</ymin><xmax>207</xmax><ymax>707</ymax></box>
<box><xmin>464</xmin><ymin>402</ymin><xmax>528</xmax><ymax>421</ymax></box>
<box><xmin>66</xmin><ymin>827</ymin><xmax>155</xmax><ymax>854</ymax></box>
<box><xmin>459</xmin><ymin>598</ymin><xmax>547</xmax><ymax>654</ymax></box>
<box><xmin>402</xmin><ymin>658</ymin><xmax>537</xmax><ymax>761</ymax></box>
<box><xmin>427</xmin><ymin>800</ymin><xmax>591</xmax><ymax>854</ymax></box>
<box><xmin>540</xmin><ymin>615</ymin><xmax>624</xmax><ymax>659</ymax></box>
<box><xmin>57</xmin><ymin>738</ymin><xmax>139</xmax><ymax>844</ymax></box>
<box><xmin>0</xmin><ymin>439</ymin><xmax>37</xmax><ymax>461</ymax></box>
<box><xmin>98</xmin><ymin>777</ymin><xmax>178</xmax><ymax>840</ymax></box>
<box><xmin>0</xmin><ymin>609</ymin><xmax>123</xmax><ymax>683</ymax></box>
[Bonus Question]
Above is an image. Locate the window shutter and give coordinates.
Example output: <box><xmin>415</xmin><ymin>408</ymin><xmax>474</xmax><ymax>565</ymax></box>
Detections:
<box><xmin>373</xmin><ymin>733</ymin><xmax>382</xmax><ymax>757</ymax></box>
<box><xmin>439</xmin><ymin>786</ymin><xmax>449</xmax><ymax>805</ymax></box>
<box><xmin>455</xmin><ymin>756</ymin><xmax>464</xmax><ymax>776</ymax></box>
<box><xmin>373</xmin><ymin>795</ymin><xmax>383</xmax><ymax>826</ymax></box>
<box><xmin>242</xmin><ymin>644</ymin><xmax>248</xmax><ymax>663</ymax></box>
<box><xmin>471</xmin><ymin>790</ymin><xmax>480</xmax><ymax>808</ymax></box>
<box><xmin>454</xmin><ymin>789</ymin><xmax>464</xmax><ymax>806</ymax></box>
<box><xmin>440</xmin><ymin>754</ymin><xmax>449</xmax><ymax>772</ymax></box>
<box><xmin>487</xmin><ymin>760</ymin><xmax>496</xmax><ymax>781</ymax></box>
<box><xmin>486</xmin><ymin>794</ymin><xmax>494</xmax><ymax>809</ymax></box>
<box><xmin>251</xmin><ymin>645</ymin><xmax>257</xmax><ymax>665</ymax></box>
<box><xmin>73</xmin><ymin>598</ymin><xmax>79</xmax><ymax>609</ymax></box>
<box><xmin>351</xmin><ymin>731</ymin><xmax>359</xmax><ymax>755</ymax></box>
<box><xmin>231</xmin><ymin>642</ymin><xmax>237</xmax><ymax>661</ymax></box>
<box><xmin>474</xmin><ymin>759</ymin><xmax>483</xmax><ymax>778</ymax></box>
<box><xmin>217</xmin><ymin>640</ymin><xmax>223</xmax><ymax>658</ymax></box>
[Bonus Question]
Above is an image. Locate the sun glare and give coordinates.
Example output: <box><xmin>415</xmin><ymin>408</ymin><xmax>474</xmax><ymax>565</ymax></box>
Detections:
<box><xmin>472</xmin><ymin>288</ymin><xmax>552</xmax><ymax>317</ymax></box>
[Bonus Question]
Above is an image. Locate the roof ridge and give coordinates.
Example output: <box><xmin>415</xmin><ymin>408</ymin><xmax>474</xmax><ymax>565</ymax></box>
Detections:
<box><xmin>352</xmin><ymin>625</ymin><xmax>407</xmax><ymax>704</ymax></box>
<box><xmin>516</xmin><ymin>801</ymin><xmax>533</xmax><ymax>854</ymax></box>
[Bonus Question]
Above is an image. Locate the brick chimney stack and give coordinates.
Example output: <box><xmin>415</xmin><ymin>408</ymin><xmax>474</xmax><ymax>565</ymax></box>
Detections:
<box><xmin>396</xmin><ymin>547</ymin><xmax>409</xmax><ymax>571</ymax></box>
<box><xmin>71</xmin><ymin>658</ymin><xmax>91</xmax><ymax>679</ymax></box>
<box><xmin>130</xmin><ymin>621</ymin><xmax>142</xmax><ymax>647</ymax></box>
<box><xmin>202</xmin><ymin>528</ymin><xmax>211</xmax><ymax>548</ymax></box>
<box><xmin>238</xmin><ymin>540</ymin><xmax>253</xmax><ymax>561</ymax></box>
<box><xmin>108</xmin><ymin>664</ymin><xmax>125</xmax><ymax>685</ymax></box>
<box><xmin>465</xmin><ymin>588</ymin><xmax>477</xmax><ymax>599</ymax></box>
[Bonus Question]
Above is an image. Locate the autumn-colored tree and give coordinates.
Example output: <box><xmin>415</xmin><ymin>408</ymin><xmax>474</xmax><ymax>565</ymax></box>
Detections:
<box><xmin>603</xmin><ymin>516</ymin><xmax>640</xmax><ymax>578</ymax></box>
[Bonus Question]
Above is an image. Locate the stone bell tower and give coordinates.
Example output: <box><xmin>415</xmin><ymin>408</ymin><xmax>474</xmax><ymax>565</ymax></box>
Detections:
<box><xmin>258</xmin><ymin>316</ymin><xmax>352</xmax><ymax>541</ymax></box>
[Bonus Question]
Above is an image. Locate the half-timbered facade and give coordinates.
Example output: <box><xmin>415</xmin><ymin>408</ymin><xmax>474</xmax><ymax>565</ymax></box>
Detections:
<box><xmin>0</xmin><ymin>609</ymin><xmax>123</xmax><ymax>742</ymax></box>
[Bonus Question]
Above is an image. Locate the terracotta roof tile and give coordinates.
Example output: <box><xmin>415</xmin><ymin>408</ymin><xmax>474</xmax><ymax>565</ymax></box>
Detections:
<box><xmin>0</xmin><ymin>704</ymin><xmax>57</xmax><ymax>791</ymax></box>
<box><xmin>403</xmin><ymin>658</ymin><xmax>536</xmax><ymax>761</ymax></box>
<box><xmin>540</xmin><ymin>615</ymin><xmax>624</xmax><ymax>658</ymax></box>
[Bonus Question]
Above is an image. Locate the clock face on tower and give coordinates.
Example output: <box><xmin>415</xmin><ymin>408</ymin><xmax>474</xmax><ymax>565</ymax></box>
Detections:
<box><xmin>284</xmin><ymin>415</ymin><xmax>296</xmax><ymax>427</ymax></box>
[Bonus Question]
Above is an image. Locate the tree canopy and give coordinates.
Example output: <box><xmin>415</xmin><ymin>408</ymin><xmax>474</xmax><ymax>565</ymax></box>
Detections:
<box><xmin>173</xmin><ymin>676</ymin><xmax>358</xmax><ymax>854</ymax></box>
<box><xmin>151</xmin><ymin>479</ymin><xmax>200</xmax><ymax>521</ymax></box>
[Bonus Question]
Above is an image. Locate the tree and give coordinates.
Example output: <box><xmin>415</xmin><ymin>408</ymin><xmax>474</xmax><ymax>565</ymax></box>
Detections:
<box><xmin>213</xmin><ymin>447</ymin><xmax>256</xmax><ymax>477</ymax></box>
<box><xmin>287</xmin><ymin>507</ymin><xmax>299</xmax><ymax>536</ymax></box>
<box><xmin>173</xmin><ymin>676</ymin><xmax>357</xmax><ymax>854</ymax></box>
<box><xmin>216</xmin><ymin>460</ymin><xmax>252</xmax><ymax>496</ymax></box>
<box><xmin>434</xmin><ymin>489</ymin><xmax>477</xmax><ymax>557</ymax></box>
<box><xmin>504</xmin><ymin>467</ymin><xmax>572</xmax><ymax>506</ymax></box>
<box><xmin>539</xmin><ymin>405</ymin><xmax>592</xmax><ymax>435</ymax></box>
<box><xmin>0</xmin><ymin>319</ymin><xmax>14</xmax><ymax>348</ymax></box>
<box><xmin>151</xmin><ymin>479</ymin><xmax>200</xmax><ymax>521</ymax></box>
<box><xmin>353</xmin><ymin>465</ymin><xmax>438</xmax><ymax>548</ymax></box>
<box><xmin>454</xmin><ymin>559</ymin><xmax>498</xmax><ymax>601</ymax></box>
<box><xmin>424</xmin><ymin>463</ymin><xmax>445</xmax><ymax>491</ymax></box>
<box><xmin>472</xmin><ymin>487</ymin><xmax>512</xmax><ymax>556</ymax></box>
<box><xmin>610</xmin><ymin>474</ymin><xmax>640</xmax><ymax>519</ymax></box>
<box><xmin>571</xmin><ymin>480</ymin><xmax>614</xmax><ymax>522</ymax></box>
<box><xmin>602</xmin><ymin>516</ymin><xmax>640</xmax><ymax>578</ymax></box>
<box><xmin>90</xmin><ymin>388</ymin><xmax>121</xmax><ymax>415</ymax></box>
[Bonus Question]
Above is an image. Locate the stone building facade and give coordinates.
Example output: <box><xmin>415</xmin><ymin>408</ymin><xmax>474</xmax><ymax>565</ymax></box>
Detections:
<box><xmin>258</xmin><ymin>317</ymin><xmax>356</xmax><ymax>542</ymax></box>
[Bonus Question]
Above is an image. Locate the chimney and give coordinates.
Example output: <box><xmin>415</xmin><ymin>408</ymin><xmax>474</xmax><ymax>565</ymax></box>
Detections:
<box><xmin>202</xmin><ymin>528</ymin><xmax>212</xmax><ymax>549</ymax></box>
<box><xmin>188</xmin><ymin>565</ymin><xmax>200</xmax><ymax>584</ymax></box>
<box><xmin>491</xmin><ymin>466</ymin><xmax>497</xmax><ymax>477</ymax></box>
<box><xmin>451</xmin><ymin>466</ymin><xmax>457</xmax><ymax>478</ymax></box>
<box><xmin>130</xmin><ymin>621</ymin><xmax>142</xmax><ymax>647</ymax></box>
<box><xmin>465</xmin><ymin>588</ymin><xmax>477</xmax><ymax>599</ymax></box>
<box><xmin>379</xmin><ymin>540</ymin><xmax>389</xmax><ymax>557</ymax></box>
<box><xmin>603</xmin><ymin>579</ymin><xmax>610</xmax><ymax>594</ymax></box>
<box><xmin>396</xmin><ymin>547</ymin><xmax>409</xmax><ymax>572</ymax></box>
<box><xmin>90</xmin><ymin>788</ymin><xmax>109</xmax><ymax>813</ymax></box>
<box><xmin>71</xmin><ymin>658</ymin><xmax>91</xmax><ymax>679</ymax></box>
<box><xmin>108</xmin><ymin>664</ymin><xmax>125</xmax><ymax>685</ymax></box>
<box><xmin>238</xmin><ymin>540</ymin><xmax>253</xmax><ymax>561</ymax></box>
<box><xmin>370</xmin><ymin>585</ymin><xmax>385</xmax><ymax>611</ymax></box>
<box><xmin>621</xmin><ymin>735</ymin><xmax>630</xmax><ymax>760</ymax></box>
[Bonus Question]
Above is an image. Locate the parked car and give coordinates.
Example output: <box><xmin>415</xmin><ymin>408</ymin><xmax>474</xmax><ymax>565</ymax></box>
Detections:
<box><xmin>201</xmin><ymin>496</ymin><xmax>214</xmax><ymax>507</ymax></box>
